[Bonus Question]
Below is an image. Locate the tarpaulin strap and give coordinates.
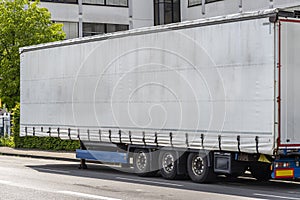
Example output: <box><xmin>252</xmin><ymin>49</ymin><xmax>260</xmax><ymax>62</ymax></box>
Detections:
<box><xmin>170</xmin><ymin>132</ymin><xmax>173</xmax><ymax>147</ymax></box>
<box><xmin>185</xmin><ymin>133</ymin><xmax>189</xmax><ymax>148</ymax></box>
<box><xmin>201</xmin><ymin>134</ymin><xmax>204</xmax><ymax>149</ymax></box>
<box><xmin>98</xmin><ymin>129</ymin><xmax>102</xmax><ymax>142</ymax></box>
<box><xmin>108</xmin><ymin>129</ymin><xmax>112</xmax><ymax>142</ymax></box>
<box><xmin>129</xmin><ymin>131</ymin><xmax>132</xmax><ymax>144</ymax></box>
<box><xmin>237</xmin><ymin>135</ymin><xmax>241</xmax><ymax>152</ymax></box>
<box><xmin>255</xmin><ymin>136</ymin><xmax>259</xmax><ymax>154</ymax></box>
<box><xmin>68</xmin><ymin>128</ymin><xmax>71</xmax><ymax>139</ymax></box>
<box><xmin>142</xmin><ymin>131</ymin><xmax>146</xmax><ymax>145</ymax></box>
<box><xmin>218</xmin><ymin>135</ymin><xmax>222</xmax><ymax>151</ymax></box>
<box><xmin>119</xmin><ymin>130</ymin><xmax>122</xmax><ymax>143</ymax></box>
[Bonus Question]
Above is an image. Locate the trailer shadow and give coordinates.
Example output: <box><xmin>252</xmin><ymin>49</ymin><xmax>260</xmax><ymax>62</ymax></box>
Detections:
<box><xmin>26</xmin><ymin>162</ymin><xmax>300</xmax><ymax>200</ymax></box>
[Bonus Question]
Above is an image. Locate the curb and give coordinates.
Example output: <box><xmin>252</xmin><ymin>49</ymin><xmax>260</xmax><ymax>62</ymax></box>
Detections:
<box><xmin>0</xmin><ymin>152</ymin><xmax>78</xmax><ymax>162</ymax></box>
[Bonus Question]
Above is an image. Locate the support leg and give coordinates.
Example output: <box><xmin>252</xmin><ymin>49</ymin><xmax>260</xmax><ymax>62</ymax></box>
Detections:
<box><xmin>79</xmin><ymin>159</ymin><xmax>87</xmax><ymax>169</ymax></box>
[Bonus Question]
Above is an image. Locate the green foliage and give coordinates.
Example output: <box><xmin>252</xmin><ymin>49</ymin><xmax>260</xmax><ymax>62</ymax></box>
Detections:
<box><xmin>0</xmin><ymin>135</ymin><xmax>15</xmax><ymax>148</ymax></box>
<box><xmin>0</xmin><ymin>0</ymin><xmax>65</xmax><ymax>109</ymax></box>
<box><xmin>11</xmin><ymin>102</ymin><xmax>79</xmax><ymax>151</ymax></box>
<box><xmin>17</xmin><ymin>136</ymin><xmax>80</xmax><ymax>151</ymax></box>
<box><xmin>11</xmin><ymin>102</ymin><xmax>20</xmax><ymax>145</ymax></box>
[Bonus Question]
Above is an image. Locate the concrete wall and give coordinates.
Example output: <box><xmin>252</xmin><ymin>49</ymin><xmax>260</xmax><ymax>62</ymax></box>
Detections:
<box><xmin>131</xmin><ymin>0</ymin><xmax>153</xmax><ymax>28</ymax></box>
<box><xmin>41</xmin><ymin>2</ymin><xmax>79</xmax><ymax>23</ymax></box>
<box><xmin>41</xmin><ymin>0</ymin><xmax>300</xmax><ymax>39</ymax></box>
<box><xmin>183</xmin><ymin>0</ymin><xmax>300</xmax><ymax>22</ymax></box>
<box><xmin>41</xmin><ymin>2</ymin><xmax>129</xmax><ymax>25</ymax></box>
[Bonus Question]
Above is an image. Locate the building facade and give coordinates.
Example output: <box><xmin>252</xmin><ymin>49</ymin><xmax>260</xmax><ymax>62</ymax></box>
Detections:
<box><xmin>40</xmin><ymin>0</ymin><xmax>300</xmax><ymax>39</ymax></box>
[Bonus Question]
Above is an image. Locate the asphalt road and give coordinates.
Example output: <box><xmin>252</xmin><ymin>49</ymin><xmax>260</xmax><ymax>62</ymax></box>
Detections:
<box><xmin>0</xmin><ymin>155</ymin><xmax>299</xmax><ymax>200</ymax></box>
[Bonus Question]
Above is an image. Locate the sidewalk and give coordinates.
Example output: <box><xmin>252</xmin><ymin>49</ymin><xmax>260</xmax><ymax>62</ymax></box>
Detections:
<box><xmin>0</xmin><ymin>146</ymin><xmax>77</xmax><ymax>162</ymax></box>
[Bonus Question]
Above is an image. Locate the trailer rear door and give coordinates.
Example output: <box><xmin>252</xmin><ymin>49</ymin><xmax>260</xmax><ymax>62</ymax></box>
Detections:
<box><xmin>279</xmin><ymin>18</ymin><xmax>300</xmax><ymax>147</ymax></box>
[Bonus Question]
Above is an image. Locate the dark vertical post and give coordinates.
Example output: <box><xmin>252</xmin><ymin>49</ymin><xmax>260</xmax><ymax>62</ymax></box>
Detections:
<box><xmin>169</xmin><ymin>132</ymin><xmax>173</xmax><ymax>147</ymax></box>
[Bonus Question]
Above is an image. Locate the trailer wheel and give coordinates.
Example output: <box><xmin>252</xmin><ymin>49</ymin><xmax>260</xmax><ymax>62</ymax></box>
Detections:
<box><xmin>250</xmin><ymin>163</ymin><xmax>271</xmax><ymax>181</ymax></box>
<box><xmin>133</xmin><ymin>149</ymin><xmax>156</xmax><ymax>177</ymax></box>
<box><xmin>159</xmin><ymin>151</ymin><xmax>179</xmax><ymax>180</ymax></box>
<box><xmin>187</xmin><ymin>153</ymin><xmax>215</xmax><ymax>183</ymax></box>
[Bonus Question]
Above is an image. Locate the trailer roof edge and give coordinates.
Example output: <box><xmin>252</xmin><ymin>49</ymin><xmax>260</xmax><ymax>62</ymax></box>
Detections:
<box><xmin>19</xmin><ymin>8</ymin><xmax>290</xmax><ymax>53</ymax></box>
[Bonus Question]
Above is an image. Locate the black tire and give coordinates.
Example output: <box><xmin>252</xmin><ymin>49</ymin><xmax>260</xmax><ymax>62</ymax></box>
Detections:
<box><xmin>133</xmin><ymin>149</ymin><xmax>157</xmax><ymax>177</ymax></box>
<box><xmin>187</xmin><ymin>152</ymin><xmax>216</xmax><ymax>183</ymax></box>
<box><xmin>159</xmin><ymin>151</ymin><xmax>179</xmax><ymax>180</ymax></box>
<box><xmin>250</xmin><ymin>163</ymin><xmax>271</xmax><ymax>181</ymax></box>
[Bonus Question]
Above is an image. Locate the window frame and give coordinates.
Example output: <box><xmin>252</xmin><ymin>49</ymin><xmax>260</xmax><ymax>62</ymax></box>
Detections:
<box><xmin>82</xmin><ymin>22</ymin><xmax>129</xmax><ymax>37</ymax></box>
<box><xmin>82</xmin><ymin>0</ymin><xmax>128</xmax><ymax>7</ymax></box>
<box><xmin>154</xmin><ymin>0</ymin><xmax>181</xmax><ymax>26</ymax></box>
<box><xmin>188</xmin><ymin>0</ymin><xmax>223</xmax><ymax>8</ymax></box>
<box><xmin>40</xmin><ymin>0</ymin><xmax>78</xmax><ymax>4</ymax></box>
<box><xmin>40</xmin><ymin>0</ymin><xmax>128</xmax><ymax>7</ymax></box>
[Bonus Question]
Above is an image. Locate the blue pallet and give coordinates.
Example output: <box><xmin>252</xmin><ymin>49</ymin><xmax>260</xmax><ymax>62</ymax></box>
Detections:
<box><xmin>76</xmin><ymin>149</ymin><xmax>128</xmax><ymax>164</ymax></box>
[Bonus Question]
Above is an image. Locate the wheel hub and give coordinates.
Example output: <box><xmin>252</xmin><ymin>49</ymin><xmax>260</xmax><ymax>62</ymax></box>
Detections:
<box><xmin>192</xmin><ymin>156</ymin><xmax>204</xmax><ymax>176</ymax></box>
<box><xmin>163</xmin><ymin>153</ymin><xmax>174</xmax><ymax>173</ymax></box>
<box><xmin>137</xmin><ymin>152</ymin><xmax>147</xmax><ymax>171</ymax></box>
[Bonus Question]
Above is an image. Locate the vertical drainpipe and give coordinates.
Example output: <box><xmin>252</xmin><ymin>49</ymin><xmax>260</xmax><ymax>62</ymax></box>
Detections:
<box><xmin>78</xmin><ymin>0</ymin><xmax>83</xmax><ymax>38</ymax></box>
<box><xmin>128</xmin><ymin>0</ymin><xmax>133</xmax><ymax>29</ymax></box>
<box><xmin>269</xmin><ymin>0</ymin><xmax>274</xmax><ymax>9</ymax></box>
<box><xmin>201</xmin><ymin>0</ymin><xmax>205</xmax><ymax>15</ymax></box>
<box><xmin>239</xmin><ymin>0</ymin><xmax>243</xmax><ymax>13</ymax></box>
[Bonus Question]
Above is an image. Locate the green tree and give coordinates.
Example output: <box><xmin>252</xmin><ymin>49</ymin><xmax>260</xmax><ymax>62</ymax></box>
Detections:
<box><xmin>0</xmin><ymin>0</ymin><xmax>65</xmax><ymax>109</ymax></box>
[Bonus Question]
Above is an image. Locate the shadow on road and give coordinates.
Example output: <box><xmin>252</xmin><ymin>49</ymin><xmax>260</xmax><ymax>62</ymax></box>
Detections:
<box><xmin>26</xmin><ymin>162</ymin><xmax>300</xmax><ymax>200</ymax></box>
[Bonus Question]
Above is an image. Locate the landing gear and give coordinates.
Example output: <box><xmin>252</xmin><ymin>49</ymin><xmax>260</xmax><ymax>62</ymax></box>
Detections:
<box><xmin>79</xmin><ymin>159</ymin><xmax>87</xmax><ymax>169</ymax></box>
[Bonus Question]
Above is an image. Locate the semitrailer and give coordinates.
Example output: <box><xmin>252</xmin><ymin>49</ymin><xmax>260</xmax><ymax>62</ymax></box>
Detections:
<box><xmin>20</xmin><ymin>8</ymin><xmax>300</xmax><ymax>183</ymax></box>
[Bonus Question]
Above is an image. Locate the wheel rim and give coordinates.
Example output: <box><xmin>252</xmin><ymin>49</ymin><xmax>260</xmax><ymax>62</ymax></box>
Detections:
<box><xmin>136</xmin><ymin>151</ymin><xmax>147</xmax><ymax>171</ymax></box>
<box><xmin>162</xmin><ymin>153</ymin><xmax>174</xmax><ymax>173</ymax></box>
<box><xmin>191</xmin><ymin>155</ymin><xmax>204</xmax><ymax>176</ymax></box>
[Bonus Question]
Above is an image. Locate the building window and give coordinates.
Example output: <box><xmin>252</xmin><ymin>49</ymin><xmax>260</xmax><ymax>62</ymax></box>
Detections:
<box><xmin>82</xmin><ymin>0</ymin><xmax>104</xmax><ymax>5</ymax></box>
<box><xmin>154</xmin><ymin>0</ymin><xmax>181</xmax><ymax>26</ymax></box>
<box><xmin>82</xmin><ymin>0</ymin><xmax>128</xmax><ymax>6</ymax></box>
<box><xmin>62</xmin><ymin>22</ymin><xmax>79</xmax><ymax>39</ymax></box>
<box><xmin>40</xmin><ymin>0</ymin><xmax>78</xmax><ymax>4</ymax></box>
<box><xmin>188</xmin><ymin>0</ymin><xmax>223</xmax><ymax>7</ymax></box>
<box><xmin>83</xmin><ymin>23</ymin><xmax>105</xmax><ymax>37</ymax></box>
<box><xmin>54</xmin><ymin>21</ymin><xmax>79</xmax><ymax>39</ymax></box>
<box><xmin>83</xmin><ymin>23</ymin><xmax>129</xmax><ymax>37</ymax></box>
<box><xmin>106</xmin><ymin>24</ymin><xmax>129</xmax><ymax>33</ymax></box>
<box><xmin>41</xmin><ymin>0</ymin><xmax>128</xmax><ymax>6</ymax></box>
<box><xmin>106</xmin><ymin>0</ymin><xmax>128</xmax><ymax>6</ymax></box>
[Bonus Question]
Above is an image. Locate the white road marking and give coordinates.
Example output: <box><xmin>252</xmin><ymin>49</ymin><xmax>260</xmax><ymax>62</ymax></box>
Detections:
<box><xmin>0</xmin><ymin>180</ymin><xmax>121</xmax><ymax>200</ymax></box>
<box><xmin>253</xmin><ymin>193</ymin><xmax>300</xmax><ymax>200</ymax></box>
<box><xmin>0</xmin><ymin>180</ymin><xmax>11</xmax><ymax>185</ymax></box>
<box><xmin>115</xmin><ymin>177</ymin><xmax>183</xmax><ymax>187</ymax></box>
<box><xmin>34</xmin><ymin>167</ymin><xmax>70</xmax><ymax>174</ymax></box>
<box><xmin>58</xmin><ymin>191</ymin><xmax>122</xmax><ymax>200</ymax></box>
<box><xmin>271</xmin><ymin>179</ymin><xmax>300</xmax><ymax>185</ymax></box>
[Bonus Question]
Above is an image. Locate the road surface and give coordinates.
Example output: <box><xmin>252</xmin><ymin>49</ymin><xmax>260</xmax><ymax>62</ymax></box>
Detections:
<box><xmin>0</xmin><ymin>155</ymin><xmax>299</xmax><ymax>200</ymax></box>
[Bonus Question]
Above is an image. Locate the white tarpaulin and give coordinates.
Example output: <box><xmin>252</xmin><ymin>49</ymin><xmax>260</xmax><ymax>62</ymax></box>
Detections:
<box><xmin>20</xmin><ymin>11</ymin><xmax>277</xmax><ymax>154</ymax></box>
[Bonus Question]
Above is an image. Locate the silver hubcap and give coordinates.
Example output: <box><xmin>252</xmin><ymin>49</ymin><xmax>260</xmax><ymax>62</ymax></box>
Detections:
<box><xmin>192</xmin><ymin>155</ymin><xmax>204</xmax><ymax>176</ymax></box>
<box><xmin>162</xmin><ymin>153</ymin><xmax>174</xmax><ymax>173</ymax></box>
<box><xmin>137</xmin><ymin>152</ymin><xmax>147</xmax><ymax>171</ymax></box>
